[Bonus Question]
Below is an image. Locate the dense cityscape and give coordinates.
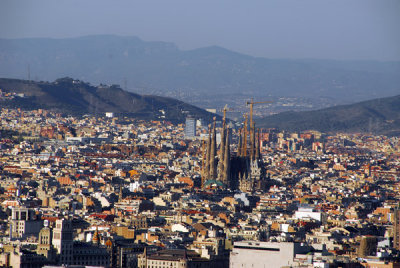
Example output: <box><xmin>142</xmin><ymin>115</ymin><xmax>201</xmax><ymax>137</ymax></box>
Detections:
<box><xmin>1</xmin><ymin>0</ymin><xmax>399</xmax><ymax>267</ymax></box>
<box><xmin>0</xmin><ymin>105</ymin><xmax>399</xmax><ymax>268</ymax></box>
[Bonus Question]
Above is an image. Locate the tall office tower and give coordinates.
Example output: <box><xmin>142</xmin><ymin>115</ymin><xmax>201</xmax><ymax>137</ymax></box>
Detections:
<box><xmin>52</xmin><ymin>219</ymin><xmax>73</xmax><ymax>265</ymax></box>
<box><xmin>185</xmin><ymin>116</ymin><xmax>196</xmax><ymax>138</ymax></box>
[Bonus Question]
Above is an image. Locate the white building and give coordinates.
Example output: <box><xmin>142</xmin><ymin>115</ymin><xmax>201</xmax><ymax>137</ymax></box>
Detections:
<box><xmin>294</xmin><ymin>205</ymin><xmax>325</xmax><ymax>223</ymax></box>
<box><xmin>129</xmin><ymin>181</ymin><xmax>140</xmax><ymax>192</ymax></box>
<box><xmin>230</xmin><ymin>241</ymin><xmax>312</xmax><ymax>268</ymax></box>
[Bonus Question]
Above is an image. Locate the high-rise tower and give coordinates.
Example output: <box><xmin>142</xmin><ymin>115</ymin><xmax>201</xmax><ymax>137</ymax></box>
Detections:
<box><xmin>53</xmin><ymin>219</ymin><xmax>73</xmax><ymax>265</ymax></box>
<box><xmin>185</xmin><ymin>116</ymin><xmax>196</xmax><ymax>138</ymax></box>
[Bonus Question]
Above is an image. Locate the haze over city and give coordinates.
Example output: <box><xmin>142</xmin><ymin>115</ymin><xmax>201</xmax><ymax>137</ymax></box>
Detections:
<box><xmin>1</xmin><ymin>0</ymin><xmax>400</xmax><ymax>61</ymax></box>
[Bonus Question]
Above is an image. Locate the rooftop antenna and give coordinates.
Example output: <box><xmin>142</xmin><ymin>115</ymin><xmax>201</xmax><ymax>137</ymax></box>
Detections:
<box><xmin>27</xmin><ymin>64</ymin><xmax>30</xmax><ymax>81</ymax></box>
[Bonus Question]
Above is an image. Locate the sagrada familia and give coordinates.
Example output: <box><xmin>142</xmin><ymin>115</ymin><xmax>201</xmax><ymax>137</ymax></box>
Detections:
<box><xmin>201</xmin><ymin>111</ymin><xmax>268</xmax><ymax>192</ymax></box>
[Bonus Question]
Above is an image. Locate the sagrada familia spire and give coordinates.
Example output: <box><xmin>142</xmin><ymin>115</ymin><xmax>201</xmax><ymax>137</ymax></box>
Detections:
<box><xmin>201</xmin><ymin>105</ymin><xmax>266</xmax><ymax>192</ymax></box>
<box><xmin>201</xmin><ymin>116</ymin><xmax>230</xmax><ymax>188</ymax></box>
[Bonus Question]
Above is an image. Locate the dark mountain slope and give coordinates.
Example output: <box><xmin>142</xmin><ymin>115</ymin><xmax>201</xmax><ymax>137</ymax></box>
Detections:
<box><xmin>256</xmin><ymin>95</ymin><xmax>400</xmax><ymax>136</ymax></box>
<box><xmin>0</xmin><ymin>77</ymin><xmax>217</xmax><ymax>123</ymax></box>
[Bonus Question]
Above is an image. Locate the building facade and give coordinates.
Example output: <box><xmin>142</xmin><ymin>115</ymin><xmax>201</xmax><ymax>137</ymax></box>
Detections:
<box><xmin>52</xmin><ymin>219</ymin><xmax>73</xmax><ymax>265</ymax></box>
<box><xmin>185</xmin><ymin>117</ymin><xmax>196</xmax><ymax>138</ymax></box>
<box><xmin>10</xmin><ymin>207</ymin><xmax>43</xmax><ymax>239</ymax></box>
<box><xmin>230</xmin><ymin>241</ymin><xmax>312</xmax><ymax>268</ymax></box>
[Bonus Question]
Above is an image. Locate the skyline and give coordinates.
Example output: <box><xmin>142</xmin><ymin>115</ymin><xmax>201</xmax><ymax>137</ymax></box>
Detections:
<box><xmin>1</xmin><ymin>1</ymin><xmax>400</xmax><ymax>266</ymax></box>
<box><xmin>0</xmin><ymin>0</ymin><xmax>399</xmax><ymax>61</ymax></box>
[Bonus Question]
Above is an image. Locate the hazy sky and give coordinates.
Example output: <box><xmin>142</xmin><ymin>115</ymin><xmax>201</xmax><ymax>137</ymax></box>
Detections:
<box><xmin>1</xmin><ymin>0</ymin><xmax>399</xmax><ymax>61</ymax></box>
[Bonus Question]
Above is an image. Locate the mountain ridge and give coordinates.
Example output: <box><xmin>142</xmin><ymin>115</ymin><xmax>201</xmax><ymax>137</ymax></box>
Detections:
<box><xmin>256</xmin><ymin>94</ymin><xmax>400</xmax><ymax>136</ymax></box>
<box><xmin>1</xmin><ymin>35</ymin><xmax>399</xmax><ymax>106</ymax></box>
<box><xmin>0</xmin><ymin>77</ymin><xmax>218</xmax><ymax>123</ymax></box>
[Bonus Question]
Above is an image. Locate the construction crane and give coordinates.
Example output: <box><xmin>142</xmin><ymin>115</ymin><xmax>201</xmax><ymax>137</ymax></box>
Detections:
<box><xmin>246</xmin><ymin>98</ymin><xmax>273</xmax><ymax>130</ymax></box>
<box><xmin>219</xmin><ymin>104</ymin><xmax>234</xmax><ymax>122</ymax></box>
<box><xmin>242</xmin><ymin>113</ymin><xmax>248</xmax><ymax>157</ymax></box>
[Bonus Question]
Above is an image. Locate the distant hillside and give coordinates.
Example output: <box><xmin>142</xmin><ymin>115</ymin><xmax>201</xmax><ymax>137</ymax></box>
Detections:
<box><xmin>256</xmin><ymin>95</ymin><xmax>400</xmax><ymax>136</ymax></box>
<box><xmin>0</xmin><ymin>35</ymin><xmax>399</xmax><ymax>105</ymax></box>
<box><xmin>0</xmin><ymin>77</ymin><xmax>217</xmax><ymax>123</ymax></box>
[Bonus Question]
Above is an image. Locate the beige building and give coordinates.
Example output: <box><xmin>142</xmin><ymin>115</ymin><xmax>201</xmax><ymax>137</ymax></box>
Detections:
<box><xmin>10</xmin><ymin>207</ymin><xmax>43</xmax><ymax>239</ymax></box>
<box><xmin>138</xmin><ymin>249</ymin><xmax>216</xmax><ymax>268</ymax></box>
<box><xmin>37</xmin><ymin>226</ymin><xmax>57</xmax><ymax>261</ymax></box>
